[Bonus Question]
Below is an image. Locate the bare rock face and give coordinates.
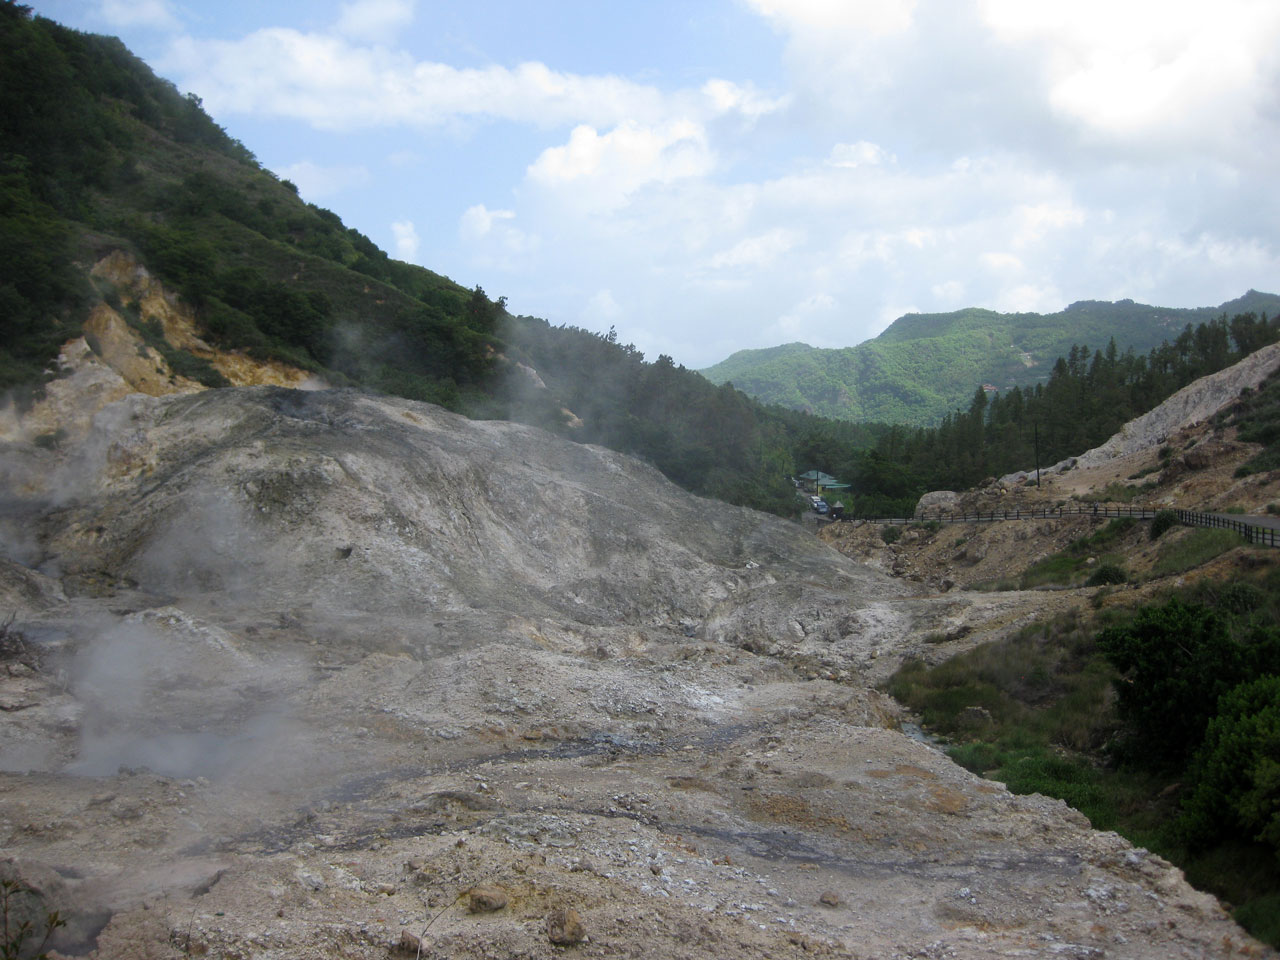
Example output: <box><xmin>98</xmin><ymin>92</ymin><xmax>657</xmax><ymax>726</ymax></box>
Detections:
<box><xmin>915</xmin><ymin>490</ymin><xmax>961</xmax><ymax>515</ymax></box>
<box><xmin>0</xmin><ymin>386</ymin><xmax>1270</xmax><ymax>959</ymax></box>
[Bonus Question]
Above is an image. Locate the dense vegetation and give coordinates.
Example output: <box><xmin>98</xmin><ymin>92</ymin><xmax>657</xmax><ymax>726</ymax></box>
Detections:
<box><xmin>891</xmin><ymin>561</ymin><xmax>1280</xmax><ymax>946</ymax></box>
<box><xmin>5</xmin><ymin>4</ymin><xmax>1279</xmax><ymax>525</ymax></box>
<box><xmin>702</xmin><ymin>293</ymin><xmax>1280</xmax><ymax>426</ymax></box>
<box><xmin>0</xmin><ymin>1</ymin><xmax>490</xmax><ymax>407</ymax></box>
<box><xmin>0</xmin><ymin>5</ymin><xmax>897</xmax><ymax>515</ymax></box>
<box><xmin>875</xmin><ymin>313</ymin><xmax>1280</xmax><ymax>494</ymax></box>
<box><xmin>495</xmin><ymin>319</ymin><xmax>891</xmax><ymax>514</ymax></box>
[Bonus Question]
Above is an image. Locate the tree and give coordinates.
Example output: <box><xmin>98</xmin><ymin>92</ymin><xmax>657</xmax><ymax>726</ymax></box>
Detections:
<box><xmin>1178</xmin><ymin>676</ymin><xmax>1280</xmax><ymax>857</ymax></box>
<box><xmin>1098</xmin><ymin>599</ymin><xmax>1249</xmax><ymax>769</ymax></box>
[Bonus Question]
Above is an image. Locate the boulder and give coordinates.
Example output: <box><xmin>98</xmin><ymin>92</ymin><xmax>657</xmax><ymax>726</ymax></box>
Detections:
<box><xmin>914</xmin><ymin>491</ymin><xmax>960</xmax><ymax>516</ymax></box>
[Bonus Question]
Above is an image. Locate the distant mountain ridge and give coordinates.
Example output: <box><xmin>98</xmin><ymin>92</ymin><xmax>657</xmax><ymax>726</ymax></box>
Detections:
<box><xmin>700</xmin><ymin>292</ymin><xmax>1280</xmax><ymax>425</ymax></box>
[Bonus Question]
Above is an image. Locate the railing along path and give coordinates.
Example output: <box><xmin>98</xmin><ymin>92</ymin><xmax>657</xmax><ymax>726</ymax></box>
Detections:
<box><xmin>833</xmin><ymin>505</ymin><xmax>1280</xmax><ymax>548</ymax></box>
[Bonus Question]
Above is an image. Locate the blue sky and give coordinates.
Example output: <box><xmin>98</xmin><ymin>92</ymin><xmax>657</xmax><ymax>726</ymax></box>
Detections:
<box><xmin>31</xmin><ymin>0</ymin><xmax>1280</xmax><ymax>369</ymax></box>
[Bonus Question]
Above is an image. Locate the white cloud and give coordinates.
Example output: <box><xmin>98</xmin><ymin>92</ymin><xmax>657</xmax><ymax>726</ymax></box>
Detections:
<box><xmin>124</xmin><ymin>0</ymin><xmax>1279</xmax><ymax>370</ymax></box>
<box><xmin>526</xmin><ymin>121</ymin><xmax>714</xmax><ymax>211</ymax></box>
<box><xmin>747</xmin><ymin>0</ymin><xmax>918</xmax><ymax>36</ymax></box>
<box><xmin>275</xmin><ymin>160</ymin><xmax>370</xmax><ymax>199</ymax></box>
<box><xmin>458</xmin><ymin>205</ymin><xmax>538</xmax><ymax>269</ymax></box>
<box><xmin>991</xmin><ymin>283</ymin><xmax>1061</xmax><ymax>314</ymax></box>
<box><xmin>584</xmin><ymin>289</ymin><xmax>622</xmax><ymax>324</ymax></box>
<box><xmin>1011</xmin><ymin>202</ymin><xmax>1085</xmax><ymax>248</ymax></box>
<box><xmin>768</xmin><ymin>292</ymin><xmax>837</xmax><ymax>342</ymax></box>
<box><xmin>980</xmin><ymin>251</ymin><xmax>1024</xmax><ymax>272</ymax></box>
<box><xmin>828</xmin><ymin>141</ymin><xmax>891</xmax><ymax>168</ymax></box>
<box><xmin>701</xmin><ymin>79</ymin><xmax>789</xmax><ymax>121</ymax></box>
<box><xmin>708</xmin><ymin>229</ymin><xmax>802</xmax><ymax>270</ymax></box>
<box><xmin>977</xmin><ymin>0</ymin><xmax>1280</xmax><ymax>150</ymax></box>
<box><xmin>99</xmin><ymin>0</ymin><xmax>178</xmax><ymax>30</ymax></box>
<box><xmin>931</xmin><ymin>280</ymin><xmax>966</xmax><ymax>303</ymax></box>
<box><xmin>391</xmin><ymin>220</ymin><xmax>419</xmax><ymax>262</ymax></box>
<box><xmin>162</xmin><ymin>32</ymin><xmax>668</xmax><ymax>132</ymax></box>
<box><xmin>335</xmin><ymin>0</ymin><xmax>416</xmax><ymax>44</ymax></box>
<box><xmin>460</xmin><ymin>204</ymin><xmax>515</xmax><ymax>241</ymax></box>
<box><xmin>386</xmin><ymin>149</ymin><xmax>421</xmax><ymax>168</ymax></box>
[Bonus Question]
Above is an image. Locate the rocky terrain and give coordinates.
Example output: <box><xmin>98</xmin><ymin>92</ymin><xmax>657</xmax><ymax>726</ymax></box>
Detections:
<box><xmin>1</xmin><ymin>300</ymin><xmax>1275</xmax><ymax>957</ymax></box>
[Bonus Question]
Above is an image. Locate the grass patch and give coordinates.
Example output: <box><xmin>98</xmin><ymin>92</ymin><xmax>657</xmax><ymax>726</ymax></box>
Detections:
<box><xmin>1081</xmin><ymin>481</ymin><xmax>1157</xmax><ymax>503</ymax></box>
<box><xmin>1019</xmin><ymin>553</ymin><xmax>1089</xmax><ymax>588</ymax></box>
<box><xmin>1016</xmin><ymin>518</ymin><xmax>1137</xmax><ymax>589</ymax></box>
<box><xmin>1150</xmin><ymin>528</ymin><xmax>1248</xmax><ymax>579</ymax></box>
<box><xmin>889</xmin><ymin>612</ymin><xmax>1117</xmax><ymax>752</ymax></box>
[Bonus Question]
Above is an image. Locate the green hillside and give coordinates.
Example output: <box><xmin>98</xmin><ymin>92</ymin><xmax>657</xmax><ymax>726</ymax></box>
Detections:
<box><xmin>701</xmin><ymin>294</ymin><xmax>1280</xmax><ymax>425</ymax></box>
<box><xmin>0</xmin><ymin>5</ymin><xmax>894</xmax><ymax>515</ymax></box>
<box><xmin>0</xmin><ymin>2</ymin><xmax>497</xmax><ymax>408</ymax></box>
<box><xmin>3</xmin><ymin>5</ymin><xmax>1277</xmax><ymax>524</ymax></box>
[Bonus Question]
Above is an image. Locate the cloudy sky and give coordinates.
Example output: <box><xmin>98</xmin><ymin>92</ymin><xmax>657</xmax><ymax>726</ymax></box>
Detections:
<box><xmin>33</xmin><ymin>0</ymin><xmax>1280</xmax><ymax>368</ymax></box>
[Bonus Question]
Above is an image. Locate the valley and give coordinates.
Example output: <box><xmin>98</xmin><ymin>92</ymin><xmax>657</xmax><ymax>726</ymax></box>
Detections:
<box><xmin>2</xmin><ymin>328</ymin><xmax>1277</xmax><ymax>958</ymax></box>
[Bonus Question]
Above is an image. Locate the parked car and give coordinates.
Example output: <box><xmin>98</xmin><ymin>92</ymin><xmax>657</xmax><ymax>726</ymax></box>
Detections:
<box><xmin>812</xmin><ymin>498</ymin><xmax>829</xmax><ymax>515</ymax></box>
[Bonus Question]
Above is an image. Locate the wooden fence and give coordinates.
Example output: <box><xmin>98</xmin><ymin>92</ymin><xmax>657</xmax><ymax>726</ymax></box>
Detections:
<box><xmin>1174</xmin><ymin>509</ymin><xmax>1280</xmax><ymax>548</ymax></box>
<box><xmin>833</xmin><ymin>505</ymin><xmax>1280</xmax><ymax>548</ymax></box>
<box><xmin>862</xmin><ymin>505</ymin><xmax>1158</xmax><ymax>524</ymax></box>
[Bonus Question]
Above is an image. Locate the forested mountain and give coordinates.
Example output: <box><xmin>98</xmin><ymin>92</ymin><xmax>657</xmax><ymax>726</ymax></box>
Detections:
<box><xmin>701</xmin><ymin>293</ymin><xmax>1280</xmax><ymax>426</ymax></box>
<box><xmin>874</xmin><ymin>313</ymin><xmax>1280</xmax><ymax>497</ymax></box>
<box><xmin>4</xmin><ymin>4</ymin><xmax>1278</xmax><ymax>523</ymax></box>
<box><xmin>0</xmin><ymin>4</ymin><xmax>884</xmax><ymax>515</ymax></box>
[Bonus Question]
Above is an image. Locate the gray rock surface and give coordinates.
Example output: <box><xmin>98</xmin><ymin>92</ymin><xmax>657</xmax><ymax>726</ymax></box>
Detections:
<box><xmin>915</xmin><ymin>490</ymin><xmax>961</xmax><ymax>515</ymax></box>
<box><xmin>0</xmin><ymin>386</ymin><xmax>1269</xmax><ymax>959</ymax></box>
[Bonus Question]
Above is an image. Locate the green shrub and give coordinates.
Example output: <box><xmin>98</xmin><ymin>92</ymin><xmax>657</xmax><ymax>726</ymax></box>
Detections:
<box><xmin>1150</xmin><ymin>509</ymin><xmax>1179</xmax><ymax>540</ymax></box>
<box><xmin>0</xmin><ymin>876</ymin><xmax>64</xmax><ymax>960</ymax></box>
<box><xmin>880</xmin><ymin>525</ymin><xmax>901</xmax><ymax>544</ymax></box>
<box><xmin>1099</xmin><ymin>598</ymin><xmax>1251</xmax><ymax>768</ymax></box>
<box><xmin>1178</xmin><ymin>677</ymin><xmax>1280</xmax><ymax>858</ymax></box>
<box><xmin>1085</xmin><ymin>563</ymin><xmax>1127</xmax><ymax>586</ymax></box>
<box><xmin>1234</xmin><ymin>894</ymin><xmax>1280</xmax><ymax>948</ymax></box>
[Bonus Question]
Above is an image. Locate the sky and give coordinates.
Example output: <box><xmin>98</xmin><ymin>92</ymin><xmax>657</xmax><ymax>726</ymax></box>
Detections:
<box><xmin>31</xmin><ymin>0</ymin><xmax>1280</xmax><ymax>369</ymax></box>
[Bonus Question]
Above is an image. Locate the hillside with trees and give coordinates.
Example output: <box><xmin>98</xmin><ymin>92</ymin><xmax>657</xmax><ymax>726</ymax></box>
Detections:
<box><xmin>0</xmin><ymin>4</ymin><xmax>886</xmax><ymax>516</ymax></box>
<box><xmin>701</xmin><ymin>293</ymin><xmax>1280</xmax><ymax>426</ymax></box>
<box><xmin>4</xmin><ymin>4</ymin><xmax>1280</xmax><ymax>526</ymax></box>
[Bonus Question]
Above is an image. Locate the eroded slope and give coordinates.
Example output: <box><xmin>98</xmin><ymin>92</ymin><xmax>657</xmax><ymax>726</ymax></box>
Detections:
<box><xmin>0</xmin><ymin>386</ymin><xmax>1267</xmax><ymax>958</ymax></box>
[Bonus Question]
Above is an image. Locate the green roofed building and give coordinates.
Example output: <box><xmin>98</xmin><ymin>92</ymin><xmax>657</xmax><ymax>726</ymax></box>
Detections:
<box><xmin>798</xmin><ymin>470</ymin><xmax>851</xmax><ymax>494</ymax></box>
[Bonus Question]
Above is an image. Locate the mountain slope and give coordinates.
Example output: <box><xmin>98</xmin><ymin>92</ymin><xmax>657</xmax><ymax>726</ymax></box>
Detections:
<box><xmin>0</xmin><ymin>3</ymin><xmax>492</xmax><ymax>408</ymax></box>
<box><xmin>0</xmin><ymin>378</ymin><xmax>1262</xmax><ymax>959</ymax></box>
<box><xmin>0</xmin><ymin>8</ymin><xmax>826</xmax><ymax>516</ymax></box>
<box><xmin>701</xmin><ymin>292</ymin><xmax>1280</xmax><ymax>425</ymax></box>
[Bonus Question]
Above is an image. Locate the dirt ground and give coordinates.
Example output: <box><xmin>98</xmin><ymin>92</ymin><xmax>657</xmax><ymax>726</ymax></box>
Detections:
<box><xmin>0</xmin><ymin>328</ymin><xmax>1276</xmax><ymax>957</ymax></box>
